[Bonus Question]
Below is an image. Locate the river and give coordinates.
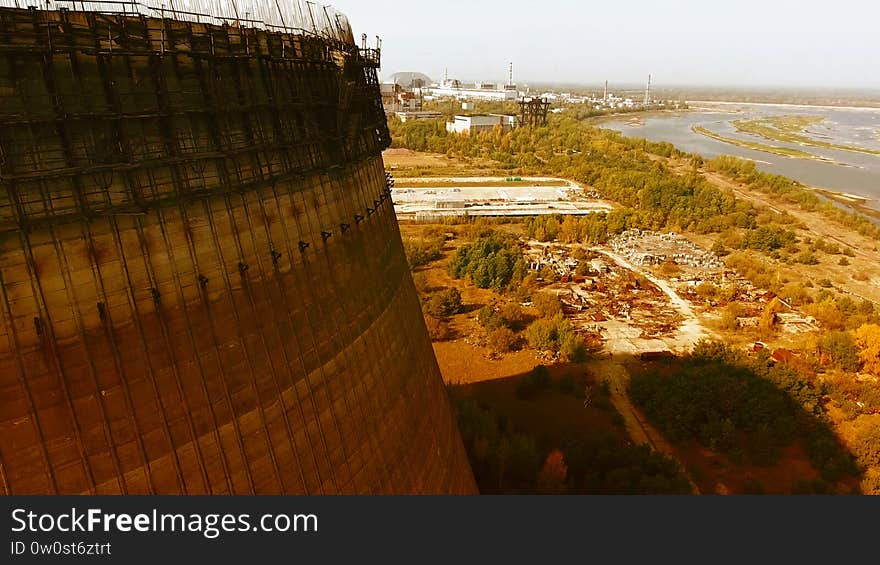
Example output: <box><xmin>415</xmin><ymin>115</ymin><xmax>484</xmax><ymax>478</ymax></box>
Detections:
<box><xmin>600</xmin><ymin>102</ymin><xmax>880</xmax><ymax>211</ymax></box>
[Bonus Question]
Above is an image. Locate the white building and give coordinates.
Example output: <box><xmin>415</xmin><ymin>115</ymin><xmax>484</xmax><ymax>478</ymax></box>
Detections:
<box><xmin>445</xmin><ymin>114</ymin><xmax>518</xmax><ymax>135</ymax></box>
<box><xmin>428</xmin><ymin>79</ymin><xmax>518</xmax><ymax>101</ymax></box>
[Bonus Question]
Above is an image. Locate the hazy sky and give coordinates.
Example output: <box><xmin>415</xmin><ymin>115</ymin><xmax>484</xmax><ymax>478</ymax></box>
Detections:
<box><xmin>336</xmin><ymin>0</ymin><xmax>880</xmax><ymax>89</ymax></box>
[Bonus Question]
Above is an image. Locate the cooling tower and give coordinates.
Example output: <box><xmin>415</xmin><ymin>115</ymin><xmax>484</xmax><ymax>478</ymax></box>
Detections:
<box><xmin>0</xmin><ymin>1</ymin><xmax>476</xmax><ymax>494</ymax></box>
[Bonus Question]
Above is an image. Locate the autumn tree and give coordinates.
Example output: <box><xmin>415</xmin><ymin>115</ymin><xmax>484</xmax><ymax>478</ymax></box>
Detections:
<box><xmin>848</xmin><ymin>415</ymin><xmax>880</xmax><ymax>488</ymax></box>
<box><xmin>720</xmin><ymin>303</ymin><xmax>741</xmax><ymax>331</ymax></box>
<box><xmin>854</xmin><ymin>324</ymin><xmax>880</xmax><ymax>375</ymax></box>
<box><xmin>487</xmin><ymin>327</ymin><xmax>517</xmax><ymax>355</ymax></box>
<box><xmin>499</xmin><ymin>302</ymin><xmax>526</xmax><ymax>329</ymax></box>
<box><xmin>537</xmin><ymin>449</ymin><xmax>568</xmax><ymax>494</ymax></box>
<box><xmin>759</xmin><ymin>297</ymin><xmax>782</xmax><ymax>336</ymax></box>
<box><xmin>532</xmin><ymin>292</ymin><xmax>563</xmax><ymax>319</ymax></box>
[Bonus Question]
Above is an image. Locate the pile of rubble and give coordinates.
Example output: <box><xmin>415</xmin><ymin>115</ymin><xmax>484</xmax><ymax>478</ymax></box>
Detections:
<box><xmin>610</xmin><ymin>229</ymin><xmax>724</xmax><ymax>270</ymax></box>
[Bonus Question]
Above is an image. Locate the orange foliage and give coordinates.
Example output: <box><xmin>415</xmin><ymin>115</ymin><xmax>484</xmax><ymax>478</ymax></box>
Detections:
<box><xmin>854</xmin><ymin>323</ymin><xmax>880</xmax><ymax>375</ymax></box>
<box><xmin>537</xmin><ymin>449</ymin><xmax>568</xmax><ymax>494</ymax></box>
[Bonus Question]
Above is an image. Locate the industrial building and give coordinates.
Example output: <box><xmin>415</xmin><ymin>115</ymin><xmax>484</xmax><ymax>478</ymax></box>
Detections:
<box><xmin>396</xmin><ymin>111</ymin><xmax>443</xmax><ymax>122</ymax></box>
<box><xmin>0</xmin><ymin>0</ymin><xmax>475</xmax><ymax>495</ymax></box>
<box><xmin>381</xmin><ymin>82</ymin><xmax>424</xmax><ymax>113</ymax></box>
<box><xmin>446</xmin><ymin>114</ymin><xmax>518</xmax><ymax>135</ymax></box>
<box><xmin>429</xmin><ymin>79</ymin><xmax>519</xmax><ymax>101</ymax></box>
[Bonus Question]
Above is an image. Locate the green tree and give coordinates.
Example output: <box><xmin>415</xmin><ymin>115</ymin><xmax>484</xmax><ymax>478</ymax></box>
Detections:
<box><xmin>425</xmin><ymin>288</ymin><xmax>463</xmax><ymax>318</ymax></box>
<box><xmin>819</xmin><ymin>330</ymin><xmax>860</xmax><ymax>372</ymax></box>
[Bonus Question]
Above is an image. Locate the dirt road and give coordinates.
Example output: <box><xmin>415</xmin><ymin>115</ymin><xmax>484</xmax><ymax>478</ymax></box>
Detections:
<box><xmin>594</xmin><ymin>354</ymin><xmax>701</xmax><ymax>494</ymax></box>
<box><xmin>583</xmin><ymin>249</ymin><xmax>706</xmax><ymax>492</ymax></box>
<box><xmin>593</xmin><ymin>248</ymin><xmax>714</xmax><ymax>353</ymax></box>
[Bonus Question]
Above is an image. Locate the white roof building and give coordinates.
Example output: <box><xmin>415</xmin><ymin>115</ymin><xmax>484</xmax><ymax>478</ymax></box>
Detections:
<box><xmin>445</xmin><ymin>114</ymin><xmax>518</xmax><ymax>135</ymax></box>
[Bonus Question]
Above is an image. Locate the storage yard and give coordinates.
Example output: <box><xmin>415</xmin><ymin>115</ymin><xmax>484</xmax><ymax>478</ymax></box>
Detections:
<box><xmin>392</xmin><ymin>176</ymin><xmax>614</xmax><ymax>219</ymax></box>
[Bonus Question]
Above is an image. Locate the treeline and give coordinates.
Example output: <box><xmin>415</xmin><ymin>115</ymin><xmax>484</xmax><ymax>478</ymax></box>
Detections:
<box><xmin>447</xmin><ymin>234</ymin><xmax>528</xmax><ymax>292</ymax></box>
<box><xmin>390</xmin><ymin>114</ymin><xmax>880</xmax><ymax>260</ymax></box>
<box><xmin>706</xmin><ymin>156</ymin><xmax>880</xmax><ymax>241</ymax></box>
<box><xmin>389</xmin><ymin>115</ymin><xmax>795</xmax><ymax>240</ymax></box>
<box><xmin>629</xmin><ymin>341</ymin><xmax>858</xmax><ymax>490</ymax></box>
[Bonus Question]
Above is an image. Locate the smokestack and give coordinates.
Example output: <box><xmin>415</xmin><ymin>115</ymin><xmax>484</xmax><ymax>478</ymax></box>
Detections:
<box><xmin>604</xmin><ymin>80</ymin><xmax>608</xmax><ymax>102</ymax></box>
<box><xmin>644</xmin><ymin>74</ymin><xmax>652</xmax><ymax>105</ymax></box>
<box><xmin>508</xmin><ymin>61</ymin><xmax>513</xmax><ymax>86</ymax></box>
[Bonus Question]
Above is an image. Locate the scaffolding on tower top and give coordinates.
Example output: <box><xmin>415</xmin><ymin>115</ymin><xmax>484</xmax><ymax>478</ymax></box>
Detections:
<box><xmin>0</xmin><ymin>0</ymin><xmax>355</xmax><ymax>44</ymax></box>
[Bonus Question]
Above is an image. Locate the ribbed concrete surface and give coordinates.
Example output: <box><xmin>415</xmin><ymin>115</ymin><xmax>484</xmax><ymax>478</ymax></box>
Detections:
<box><xmin>0</xmin><ymin>7</ymin><xmax>476</xmax><ymax>494</ymax></box>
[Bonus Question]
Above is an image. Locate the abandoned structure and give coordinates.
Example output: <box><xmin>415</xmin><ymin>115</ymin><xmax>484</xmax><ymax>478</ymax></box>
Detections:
<box><xmin>610</xmin><ymin>230</ymin><xmax>724</xmax><ymax>270</ymax></box>
<box><xmin>0</xmin><ymin>0</ymin><xmax>475</xmax><ymax>494</ymax></box>
<box><xmin>445</xmin><ymin>113</ymin><xmax>518</xmax><ymax>135</ymax></box>
<box><xmin>519</xmin><ymin>97</ymin><xmax>551</xmax><ymax>127</ymax></box>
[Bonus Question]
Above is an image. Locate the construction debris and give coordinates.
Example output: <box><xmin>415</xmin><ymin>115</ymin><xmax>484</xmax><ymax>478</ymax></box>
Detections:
<box><xmin>610</xmin><ymin>229</ymin><xmax>724</xmax><ymax>270</ymax></box>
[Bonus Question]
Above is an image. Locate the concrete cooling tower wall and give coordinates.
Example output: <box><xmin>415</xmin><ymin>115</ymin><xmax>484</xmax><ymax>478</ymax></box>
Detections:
<box><xmin>0</xmin><ymin>3</ymin><xmax>476</xmax><ymax>494</ymax></box>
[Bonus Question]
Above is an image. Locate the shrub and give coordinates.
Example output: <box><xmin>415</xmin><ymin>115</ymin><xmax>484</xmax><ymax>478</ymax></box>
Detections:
<box><xmin>499</xmin><ymin>302</ymin><xmax>526</xmax><ymax>329</ymax></box>
<box><xmin>532</xmin><ymin>292</ymin><xmax>563</xmax><ymax>318</ymax></box>
<box><xmin>479</xmin><ymin>302</ymin><xmax>526</xmax><ymax>331</ymax></box>
<box><xmin>516</xmin><ymin>365</ymin><xmax>552</xmax><ymax>399</ymax></box>
<box><xmin>403</xmin><ymin>235</ymin><xmax>444</xmax><ymax>268</ymax></box>
<box><xmin>818</xmin><ymin>331</ymin><xmax>860</xmax><ymax>372</ymax></box>
<box><xmin>425</xmin><ymin>288</ymin><xmax>463</xmax><ymax>318</ymax></box>
<box><xmin>487</xmin><ymin>327</ymin><xmax>517</xmax><ymax>354</ymax></box>
<box><xmin>424</xmin><ymin>316</ymin><xmax>453</xmax><ymax>341</ymax></box>
<box><xmin>695</xmin><ymin>281</ymin><xmax>718</xmax><ymax>299</ymax></box>
<box><xmin>524</xmin><ymin>317</ymin><xmax>558</xmax><ymax>351</ymax></box>
<box><xmin>711</xmin><ymin>240</ymin><xmax>728</xmax><ymax>257</ymax></box>
<box><xmin>524</xmin><ymin>314</ymin><xmax>575</xmax><ymax>354</ymax></box>
<box><xmin>660</xmin><ymin>261</ymin><xmax>681</xmax><ymax>277</ymax></box>
<box><xmin>477</xmin><ymin>305</ymin><xmax>503</xmax><ymax>329</ymax></box>
<box><xmin>560</xmin><ymin>333</ymin><xmax>588</xmax><ymax>362</ymax></box>
<box><xmin>796</xmin><ymin>250</ymin><xmax>819</xmax><ymax>265</ymax></box>
<box><xmin>720</xmin><ymin>303</ymin><xmax>741</xmax><ymax>330</ymax></box>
